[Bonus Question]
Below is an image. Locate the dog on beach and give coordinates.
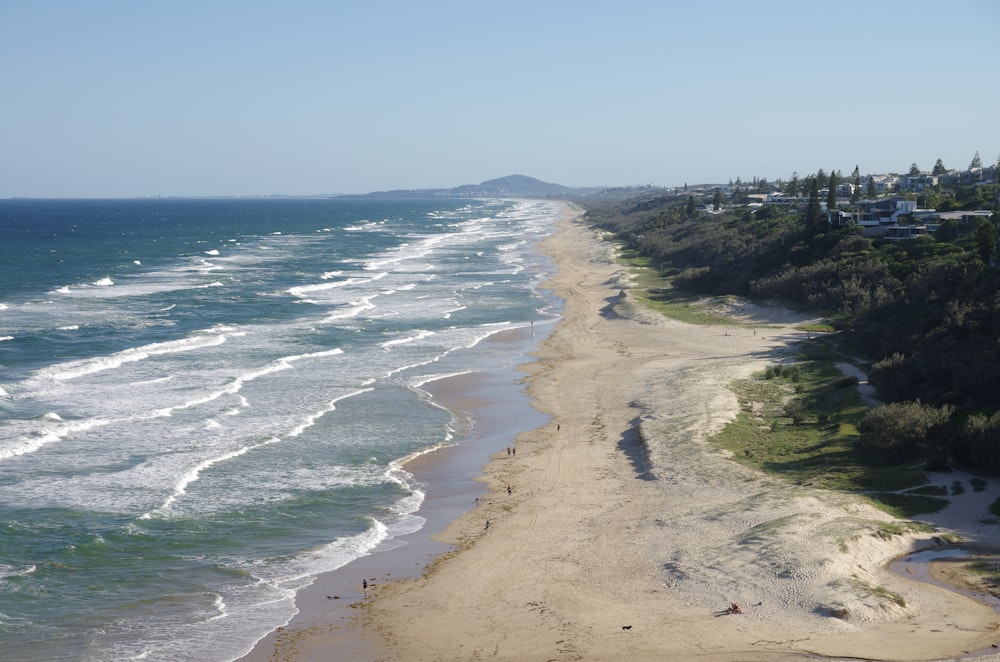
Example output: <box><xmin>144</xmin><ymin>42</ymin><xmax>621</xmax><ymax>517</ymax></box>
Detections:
<box><xmin>621</xmin><ymin>625</ymin><xmax>632</xmax><ymax>631</ymax></box>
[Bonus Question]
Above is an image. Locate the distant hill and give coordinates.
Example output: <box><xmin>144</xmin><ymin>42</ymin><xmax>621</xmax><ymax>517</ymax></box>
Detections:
<box><xmin>353</xmin><ymin>174</ymin><xmax>592</xmax><ymax>199</ymax></box>
<box><xmin>467</xmin><ymin>175</ymin><xmax>572</xmax><ymax>197</ymax></box>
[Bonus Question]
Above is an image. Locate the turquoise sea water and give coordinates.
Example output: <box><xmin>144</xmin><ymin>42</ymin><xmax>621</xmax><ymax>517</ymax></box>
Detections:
<box><xmin>0</xmin><ymin>197</ymin><xmax>561</xmax><ymax>660</ymax></box>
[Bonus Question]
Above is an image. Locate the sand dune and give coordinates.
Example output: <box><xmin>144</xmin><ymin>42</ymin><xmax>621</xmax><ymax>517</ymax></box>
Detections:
<box><xmin>360</xmin><ymin>205</ymin><xmax>1000</xmax><ymax>661</ymax></box>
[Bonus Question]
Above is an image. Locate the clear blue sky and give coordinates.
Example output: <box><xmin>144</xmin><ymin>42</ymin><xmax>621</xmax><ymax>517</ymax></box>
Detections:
<box><xmin>2</xmin><ymin>1</ymin><xmax>998</xmax><ymax>197</ymax></box>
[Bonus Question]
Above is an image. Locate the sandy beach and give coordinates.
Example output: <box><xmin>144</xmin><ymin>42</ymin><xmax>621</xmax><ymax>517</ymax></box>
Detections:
<box><xmin>248</xmin><ymin>204</ymin><xmax>1000</xmax><ymax>661</ymax></box>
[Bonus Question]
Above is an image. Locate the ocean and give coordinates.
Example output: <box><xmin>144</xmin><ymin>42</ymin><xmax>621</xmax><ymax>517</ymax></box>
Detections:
<box><xmin>0</xmin><ymin>197</ymin><xmax>562</xmax><ymax>661</ymax></box>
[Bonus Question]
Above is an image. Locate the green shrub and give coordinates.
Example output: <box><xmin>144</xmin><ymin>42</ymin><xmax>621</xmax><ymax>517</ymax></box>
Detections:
<box><xmin>835</xmin><ymin>375</ymin><xmax>859</xmax><ymax>388</ymax></box>
<box><xmin>856</xmin><ymin>401</ymin><xmax>953</xmax><ymax>464</ymax></box>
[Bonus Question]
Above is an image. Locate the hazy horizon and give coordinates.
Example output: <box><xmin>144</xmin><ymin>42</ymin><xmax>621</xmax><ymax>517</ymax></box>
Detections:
<box><xmin>3</xmin><ymin>1</ymin><xmax>998</xmax><ymax>198</ymax></box>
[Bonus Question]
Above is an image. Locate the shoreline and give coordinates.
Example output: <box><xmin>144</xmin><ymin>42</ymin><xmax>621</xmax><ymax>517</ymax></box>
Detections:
<box><xmin>237</xmin><ymin>326</ymin><xmax>552</xmax><ymax>661</ymax></box>
<box><xmin>244</xmin><ymin>203</ymin><xmax>1000</xmax><ymax>661</ymax></box>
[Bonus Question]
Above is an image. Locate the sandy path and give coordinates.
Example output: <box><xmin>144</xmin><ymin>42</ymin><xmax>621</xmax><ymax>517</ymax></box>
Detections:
<box><xmin>360</xmin><ymin>206</ymin><xmax>1000</xmax><ymax>661</ymax></box>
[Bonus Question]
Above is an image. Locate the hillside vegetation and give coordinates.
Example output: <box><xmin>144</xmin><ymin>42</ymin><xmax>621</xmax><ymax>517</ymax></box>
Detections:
<box><xmin>578</xmin><ymin>175</ymin><xmax>1000</xmax><ymax>473</ymax></box>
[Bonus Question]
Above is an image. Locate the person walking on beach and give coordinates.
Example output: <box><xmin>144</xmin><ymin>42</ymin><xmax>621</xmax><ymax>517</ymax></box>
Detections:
<box><xmin>485</xmin><ymin>520</ymin><xmax>490</xmax><ymax>530</ymax></box>
<box><xmin>362</xmin><ymin>579</ymin><xmax>368</xmax><ymax>597</ymax></box>
<box><xmin>507</xmin><ymin>484</ymin><xmax>512</xmax><ymax>495</ymax></box>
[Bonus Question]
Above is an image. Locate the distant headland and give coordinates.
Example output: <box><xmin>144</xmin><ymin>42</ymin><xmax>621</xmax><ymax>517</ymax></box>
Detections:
<box><xmin>343</xmin><ymin>174</ymin><xmax>602</xmax><ymax>199</ymax></box>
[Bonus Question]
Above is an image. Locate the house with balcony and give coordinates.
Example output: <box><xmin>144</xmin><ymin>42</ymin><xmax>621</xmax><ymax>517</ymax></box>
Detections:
<box><xmin>853</xmin><ymin>198</ymin><xmax>928</xmax><ymax>237</ymax></box>
<box><xmin>882</xmin><ymin>225</ymin><xmax>930</xmax><ymax>241</ymax></box>
<box><xmin>870</xmin><ymin>174</ymin><xmax>898</xmax><ymax>194</ymax></box>
<box><xmin>898</xmin><ymin>173</ymin><xmax>939</xmax><ymax>192</ymax></box>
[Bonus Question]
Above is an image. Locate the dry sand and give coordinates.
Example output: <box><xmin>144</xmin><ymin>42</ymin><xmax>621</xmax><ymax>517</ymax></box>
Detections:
<box><xmin>252</xmin><ymin>204</ymin><xmax>1000</xmax><ymax>661</ymax></box>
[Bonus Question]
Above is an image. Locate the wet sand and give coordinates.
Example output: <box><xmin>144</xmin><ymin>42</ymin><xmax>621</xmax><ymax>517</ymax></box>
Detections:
<box><xmin>243</xmin><ymin>203</ymin><xmax>1000</xmax><ymax>662</ymax></box>
<box><xmin>238</xmin><ymin>330</ymin><xmax>550</xmax><ymax>661</ymax></box>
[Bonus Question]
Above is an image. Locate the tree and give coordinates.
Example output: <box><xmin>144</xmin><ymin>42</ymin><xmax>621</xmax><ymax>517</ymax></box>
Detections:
<box><xmin>713</xmin><ymin>189</ymin><xmax>723</xmax><ymax>211</ymax></box>
<box><xmin>970</xmin><ymin>151</ymin><xmax>983</xmax><ymax>169</ymax></box>
<box><xmin>816</xmin><ymin>168</ymin><xmax>828</xmax><ymax>189</ymax></box>
<box><xmin>909</xmin><ymin>162</ymin><xmax>921</xmax><ymax>176</ymax></box>
<box><xmin>932</xmin><ymin>158</ymin><xmax>947</xmax><ymax>175</ymax></box>
<box><xmin>686</xmin><ymin>195</ymin><xmax>696</xmax><ymax>218</ymax></box>
<box><xmin>851</xmin><ymin>165</ymin><xmax>861</xmax><ymax>202</ymax></box>
<box><xmin>996</xmin><ymin>154</ymin><xmax>1000</xmax><ymax>212</ymax></box>
<box><xmin>786</xmin><ymin>172</ymin><xmax>800</xmax><ymax>197</ymax></box>
<box><xmin>857</xmin><ymin>401</ymin><xmax>953</xmax><ymax>464</ymax></box>
<box><xmin>805</xmin><ymin>177</ymin><xmax>821</xmax><ymax>229</ymax></box>
<box><xmin>827</xmin><ymin>168</ymin><xmax>839</xmax><ymax>210</ymax></box>
<box><xmin>935</xmin><ymin>220</ymin><xmax>959</xmax><ymax>242</ymax></box>
<box><xmin>866</xmin><ymin>175</ymin><xmax>877</xmax><ymax>197</ymax></box>
<box><xmin>975</xmin><ymin>219</ymin><xmax>997</xmax><ymax>263</ymax></box>
<box><xmin>955</xmin><ymin>413</ymin><xmax>1000</xmax><ymax>469</ymax></box>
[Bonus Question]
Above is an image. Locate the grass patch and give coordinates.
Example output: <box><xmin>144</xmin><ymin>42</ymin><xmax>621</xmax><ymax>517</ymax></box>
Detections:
<box><xmin>618</xmin><ymin>245</ymin><xmax>944</xmax><ymax>518</ymax></box>
<box><xmin>966</xmin><ymin>562</ymin><xmax>1000</xmax><ymax>589</ymax></box>
<box><xmin>711</xmin><ymin>359</ymin><xmax>925</xmax><ymax>493</ymax></box>
<box><xmin>972</xmin><ymin>477</ymin><xmax>989</xmax><ymax>492</ymax></box>
<box><xmin>906</xmin><ymin>485</ymin><xmax>949</xmax><ymax>496</ymax></box>
<box><xmin>799</xmin><ymin>323</ymin><xmax>837</xmax><ymax>333</ymax></box>
<box><xmin>853</xmin><ymin>579</ymin><xmax>906</xmax><ymax>608</ymax></box>
<box><xmin>864</xmin><ymin>492</ymin><xmax>949</xmax><ymax>518</ymax></box>
<box><xmin>632</xmin><ymin>284</ymin><xmax>735</xmax><ymax>325</ymax></box>
<box><xmin>614</xmin><ymin>251</ymin><xmax>774</xmax><ymax>326</ymax></box>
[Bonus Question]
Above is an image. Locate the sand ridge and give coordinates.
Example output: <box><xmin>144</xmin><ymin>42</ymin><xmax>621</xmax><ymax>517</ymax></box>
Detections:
<box><xmin>361</xmin><ymin>204</ymin><xmax>1000</xmax><ymax>661</ymax></box>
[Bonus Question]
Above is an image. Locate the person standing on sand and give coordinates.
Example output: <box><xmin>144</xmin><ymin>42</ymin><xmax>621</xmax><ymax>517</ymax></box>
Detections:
<box><xmin>485</xmin><ymin>520</ymin><xmax>490</xmax><ymax>530</ymax></box>
<box><xmin>363</xmin><ymin>579</ymin><xmax>368</xmax><ymax>597</ymax></box>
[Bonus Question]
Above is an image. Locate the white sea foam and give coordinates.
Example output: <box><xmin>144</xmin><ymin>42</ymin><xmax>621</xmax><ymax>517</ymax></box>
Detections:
<box><xmin>408</xmin><ymin>370</ymin><xmax>475</xmax><ymax>390</ymax></box>
<box><xmin>204</xmin><ymin>249</ymin><xmax>220</xmax><ymax>256</ymax></box>
<box><xmin>319</xmin><ymin>294</ymin><xmax>379</xmax><ymax>322</ymax></box>
<box><xmin>143</xmin><ymin>359</ymin><xmax>291</xmax><ymax>419</ymax></box>
<box><xmin>286</xmin><ymin>387</ymin><xmax>372</xmax><ymax>438</ymax></box>
<box><xmin>192</xmin><ymin>258</ymin><xmax>220</xmax><ymax>273</ymax></box>
<box><xmin>379</xmin><ymin>330</ymin><xmax>435</xmax><ymax>349</ymax></box>
<box><xmin>132</xmin><ymin>376</ymin><xmax>173</xmax><ymax>386</ymax></box>
<box><xmin>288</xmin><ymin>347</ymin><xmax>345</xmax><ymax>362</ymax></box>
<box><xmin>0</xmin><ymin>197</ymin><xmax>565</xmax><ymax>662</ymax></box>
<box><xmin>0</xmin><ymin>416</ymin><xmax>112</xmax><ymax>461</ymax></box>
<box><xmin>0</xmin><ymin>336</ymin><xmax>12</xmax><ymax>342</ymax></box>
<box><xmin>1</xmin><ymin>564</ymin><xmax>37</xmax><ymax>579</ymax></box>
<box><xmin>151</xmin><ymin>445</ymin><xmax>254</xmax><ymax>515</ymax></box>
<box><xmin>286</xmin><ymin>273</ymin><xmax>387</xmax><ymax>298</ymax></box>
<box><xmin>40</xmin><ymin>333</ymin><xmax>228</xmax><ymax>382</ymax></box>
<box><xmin>344</xmin><ymin>221</ymin><xmax>384</xmax><ymax>232</ymax></box>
